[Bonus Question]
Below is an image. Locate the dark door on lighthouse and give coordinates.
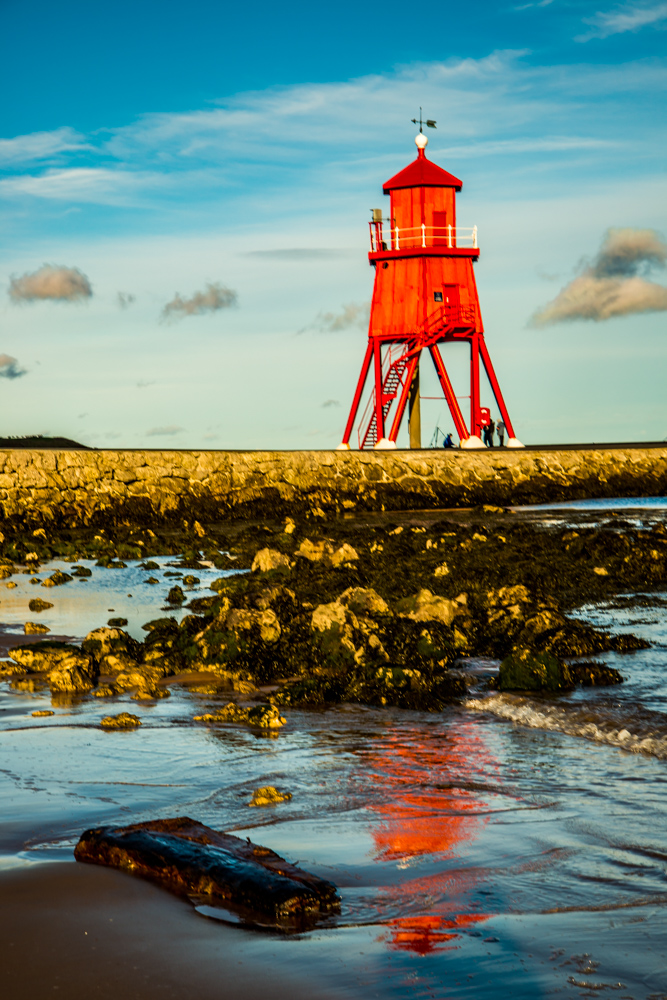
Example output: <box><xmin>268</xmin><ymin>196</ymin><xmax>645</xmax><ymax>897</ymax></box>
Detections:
<box><xmin>443</xmin><ymin>284</ymin><xmax>460</xmax><ymax>325</ymax></box>
<box><xmin>433</xmin><ymin>210</ymin><xmax>449</xmax><ymax>245</ymax></box>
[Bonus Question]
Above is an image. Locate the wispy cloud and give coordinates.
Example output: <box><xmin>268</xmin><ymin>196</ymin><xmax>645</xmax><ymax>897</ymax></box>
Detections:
<box><xmin>146</xmin><ymin>425</ymin><xmax>184</xmax><ymax>436</ymax></box>
<box><xmin>530</xmin><ymin>228</ymin><xmax>667</xmax><ymax>324</ymax></box>
<box><xmin>300</xmin><ymin>302</ymin><xmax>369</xmax><ymax>334</ymax></box>
<box><xmin>0</xmin><ymin>354</ymin><xmax>27</xmax><ymax>379</ymax></box>
<box><xmin>0</xmin><ymin>167</ymin><xmax>162</xmax><ymax>205</ymax></box>
<box><xmin>0</xmin><ymin>127</ymin><xmax>89</xmax><ymax>166</ymax></box>
<box><xmin>161</xmin><ymin>282</ymin><xmax>237</xmax><ymax>321</ymax></box>
<box><xmin>578</xmin><ymin>2</ymin><xmax>667</xmax><ymax>41</ymax></box>
<box><xmin>322</xmin><ymin>399</ymin><xmax>340</xmax><ymax>408</ymax></box>
<box><xmin>8</xmin><ymin>264</ymin><xmax>92</xmax><ymax>303</ymax></box>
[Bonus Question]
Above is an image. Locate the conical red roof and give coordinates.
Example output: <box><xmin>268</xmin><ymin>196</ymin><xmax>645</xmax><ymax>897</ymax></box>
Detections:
<box><xmin>383</xmin><ymin>152</ymin><xmax>462</xmax><ymax>193</ymax></box>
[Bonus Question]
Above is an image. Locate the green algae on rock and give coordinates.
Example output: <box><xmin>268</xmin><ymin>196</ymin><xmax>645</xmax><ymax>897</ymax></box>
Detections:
<box><xmin>499</xmin><ymin>649</ymin><xmax>573</xmax><ymax>692</ymax></box>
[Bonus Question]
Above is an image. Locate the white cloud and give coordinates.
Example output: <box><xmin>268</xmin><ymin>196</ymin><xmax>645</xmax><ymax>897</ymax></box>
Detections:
<box><xmin>0</xmin><ymin>167</ymin><xmax>164</xmax><ymax>205</ymax></box>
<box><xmin>578</xmin><ymin>2</ymin><xmax>667</xmax><ymax>41</ymax></box>
<box><xmin>0</xmin><ymin>127</ymin><xmax>89</xmax><ymax>165</ymax></box>
<box><xmin>161</xmin><ymin>282</ymin><xmax>237</xmax><ymax>321</ymax></box>
<box><xmin>531</xmin><ymin>228</ymin><xmax>667</xmax><ymax>324</ymax></box>
<box><xmin>8</xmin><ymin>264</ymin><xmax>92</xmax><ymax>303</ymax></box>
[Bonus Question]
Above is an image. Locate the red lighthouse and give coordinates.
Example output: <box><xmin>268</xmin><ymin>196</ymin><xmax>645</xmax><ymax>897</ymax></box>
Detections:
<box><xmin>338</xmin><ymin>129</ymin><xmax>523</xmax><ymax>450</ymax></box>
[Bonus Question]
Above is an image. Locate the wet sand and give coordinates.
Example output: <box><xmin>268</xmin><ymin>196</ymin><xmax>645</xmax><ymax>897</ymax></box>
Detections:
<box><xmin>0</xmin><ymin>862</ymin><xmax>351</xmax><ymax>1000</ymax></box>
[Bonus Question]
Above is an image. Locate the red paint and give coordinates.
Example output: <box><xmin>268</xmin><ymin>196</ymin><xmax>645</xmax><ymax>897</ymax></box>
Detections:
<box><xmin>341</xmin><ymin>143</ymin><xmax>517</xmax><ymax>447</ymax></box>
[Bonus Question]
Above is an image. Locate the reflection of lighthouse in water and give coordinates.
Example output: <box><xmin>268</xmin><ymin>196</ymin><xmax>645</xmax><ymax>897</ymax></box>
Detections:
<box><xmin>365</xmin><ymin>718</ymin><xmax>496</xmax><ymax>954</ymax></box>
<box><xmin>339</xmin><ymin>128</ymin><xmax>523</xmax><ymax>451</ymax></box>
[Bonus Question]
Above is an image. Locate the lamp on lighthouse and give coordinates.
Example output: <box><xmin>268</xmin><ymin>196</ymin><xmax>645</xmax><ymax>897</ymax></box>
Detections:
<box><xmin>338</xmin><ymin>117</ymin><xmax>523</xmax><ymax>451</ymax></box>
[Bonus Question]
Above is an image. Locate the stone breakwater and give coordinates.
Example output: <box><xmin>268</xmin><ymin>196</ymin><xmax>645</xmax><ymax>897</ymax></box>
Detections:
<box><xmin>2</xmin><ymin>446</ymin><xmax>666</xmax><ymax>526</ymax></box>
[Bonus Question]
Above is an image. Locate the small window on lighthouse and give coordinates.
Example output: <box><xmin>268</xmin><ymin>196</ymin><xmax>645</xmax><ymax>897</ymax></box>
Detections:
<box><xmin>434</xmin><ymin>291</ymin><xmax>443</xmax><ymax>302</ymax></box>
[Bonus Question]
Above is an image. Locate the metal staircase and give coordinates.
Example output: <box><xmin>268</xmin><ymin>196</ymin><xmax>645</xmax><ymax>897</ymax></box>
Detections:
<box><xmin>358</xmin><ymin>350</ymin><xmax>410</xmax><ymax>448</ymax></box>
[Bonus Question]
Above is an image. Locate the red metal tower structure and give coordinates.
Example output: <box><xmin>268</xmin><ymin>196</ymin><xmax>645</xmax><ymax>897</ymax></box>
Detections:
<box><xmin>339</xmin><ymin>131</ymin><xmax>522</xmax><ymax>450</ymax></box>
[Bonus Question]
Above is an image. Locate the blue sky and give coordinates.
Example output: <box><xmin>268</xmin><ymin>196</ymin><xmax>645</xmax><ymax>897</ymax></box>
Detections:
<box><xmin>1</xmin><ymin>0</ymin><xmax>666</xmax><ymax>447</ymax></box>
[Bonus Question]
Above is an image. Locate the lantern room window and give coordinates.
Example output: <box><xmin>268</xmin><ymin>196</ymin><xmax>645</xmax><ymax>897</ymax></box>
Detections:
<box><xmin>434</xmin><ymin>291</ymin><xmax>443</xmax><ymax>302</ymax></box>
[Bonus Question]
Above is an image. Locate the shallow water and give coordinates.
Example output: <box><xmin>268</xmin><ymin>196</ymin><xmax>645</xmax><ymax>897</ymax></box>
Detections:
<box><xmin>2</xmin><ymin>500</ymin><xmax>667</xmax><ymax>998</ymax></box>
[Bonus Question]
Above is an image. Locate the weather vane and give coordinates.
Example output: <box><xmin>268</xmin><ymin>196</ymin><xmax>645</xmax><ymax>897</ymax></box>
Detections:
<box><xmin>411</xmin><ymin>108</ymin><xmax>437</xmax><ymax>133</ymax></box>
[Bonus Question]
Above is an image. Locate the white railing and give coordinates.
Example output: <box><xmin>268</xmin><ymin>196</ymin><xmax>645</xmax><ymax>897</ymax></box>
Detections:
<box><xmin>369</xmin><ymin>223</ymin><xmax>478</xmax><ymax>253</ymax></box>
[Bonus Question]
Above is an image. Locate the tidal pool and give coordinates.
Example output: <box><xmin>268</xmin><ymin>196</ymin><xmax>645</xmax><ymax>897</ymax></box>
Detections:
<box><xmin>2</xmin><ymin>504</ymin><xmax>667</xmax><ymax>999</ymax></box>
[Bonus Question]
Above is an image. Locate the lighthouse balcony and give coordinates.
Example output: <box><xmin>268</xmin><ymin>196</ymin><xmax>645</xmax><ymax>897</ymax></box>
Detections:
<box><xmin>369</xmin><ymin>222</ymin><xmax>478</xmax><ymax>254</ymax></box>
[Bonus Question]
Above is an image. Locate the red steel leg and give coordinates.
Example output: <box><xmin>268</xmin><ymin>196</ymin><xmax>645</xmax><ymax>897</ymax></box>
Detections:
<box><xmin>478</xmin><ymin>335</ymin><xmax>516</xmax><ymax>439</ymax></box>
<box><xmin>470</xmin><ymin>332</ymin><xmax>481</xmax><ymax>438</ymax></box>
<box><xmin>388</xmin><ymin>350</ymin><xmax>420</xmax><ymax>442</ymax></box>
<box><xmin>373</xmin><ymin>339</ymin><xmax>385</xmax><ymax>441</ymax></box>
<box><xmin>341</xmin><ymin>340</ymin><xmax>373</xmax><ymax>445</ymax></box>
<box><xmin>429</xmin><ymin>345</ymin><xmax>469</xmax><ymax>441</ymax></box>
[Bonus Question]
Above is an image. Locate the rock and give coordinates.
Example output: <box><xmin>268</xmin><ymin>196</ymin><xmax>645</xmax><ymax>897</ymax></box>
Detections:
<box><xmin>194</xmin><ymin>703</ymin><xmax>286</xmax><ymax>728</ymax></box>
<box><xmin>182</xmin><ymin>574</ymin><xmax>200</xmax><ymax>585</ymax></box>
<box><xmin>41</xmin><ymin>570</ymin><xmax>73</xmax><ymax>588</ymax></box>
<box><xmin>311</xmin><ymin>601</ymin><xmax>347</xmax><ymax>633</ymax></box>
<box><xmin>331</xmin><ymin>543</ymin><xmax>358</xmax><ymax>567</ymax></box>
<box><xmin>8</xmin><ymin>641</ymin><xmax>95</xmax><ymax>693</ymax></box>
<box><xmin>225</xmin><ymin>607</ymin><xmax>281</xmax><ymax>643</ymax></box>
<box><xmin>593</xmin><ymin>567</ymin><xmax>609</xmax><ymax>576</ymax></box>
<box><xmin>31</xmin><ymin>709</ymin><xmax>54</xmax><ymax>717</ymax></box>
<box><xmin>395</xmin><ymin>589</ymin><xmax>467</xmax><ymax>627</ymax></box>
<box><xmin>283</xmin><ymin>517</ymin><xmax>296</xmax><ymax>534</ymax></box>
<box><xmin>434</xmin><ymin>562</ymin><xmax>450</xmax><ymax>577</ymax></box>
<box><xmin>82</xmin><ymin>627</ymin><xmax>142</xmax><ymax>664</ymax></box>
<box><xmin>569</xmin><ymin>661</ymin><xmax>624</xmax><ymax>686</ymax></box>
<box><xmin>140</xmin><ymin>561</ymin><xmax>160</xmax><ymax>570</ymax></box>
<box><xmin>249</xmin><ymin>786</ymin><xmax>292</xmax><ymax>807</ymax></box>
<box><xmin>295</xmin><ymin>538</ymin><xmax>358</xmax><ymax>569</ymax></box>
<box><xmin>107</xmin><ymin>617</ymin><xmax>129</xmax><ymax>627</ymax></box>
<box><xmin>6</xmin><ymin>581</ymin><xmax>17</xmax><ymax>588</ymax></box>
<box><xmin>487</xmin><ymin>585</ymin><xmax>531</xmax><ymax>607</ymax></box>
<box><xmin>193</xmin><ymin>520</ymin><xmax>206</xmax><ymax>538</ymax></box>
<box><xmin>167</xmin><ymin>585</ymin><xmax>186</xmax><ymax>604</ymax></box>
<box><xmin>0</xmin><ymin>567</ymin><xmax>13</xmax><ymax>580</ymax></box>
<box><xmin>71</xmin><ymin>566</ymin><xmax>92</xmax><ymax>577</ymax></box>
<box><xmin>100</xmin><ymin>712</ymin><xmax>142</xmax><ymax>729</ymax></box>
<box><xmin>499</xmin><ymin>648</ymin><xmax>573</xmax><ymax>691</ymax></box>
<box><xmin>24</xmin><ymin>622</ymin><xmax>50</xmax><ymax>634</ymax></box>
<box><xmin>74</xmin><ymin>817</ymin><xmax>339</xmax><ymax>926</ymax></box>
<box><xmin>251</xmin><ymin>548</ymin><xmax>291</xmax><ymax>573</ymax></box>
<box><xmin>296</xmin><ymin>538</ymin><xmax>331</xmax><ymax>562</ymax></box>
<box><xmin>147</xmin><ymin>577</ymin><xmax>159</xmax><ymax>584</ymax></box>
<box><xmin>338</xmin><ymin>587</ymin><xmax>389</xmax><ymax>615</ymax></box>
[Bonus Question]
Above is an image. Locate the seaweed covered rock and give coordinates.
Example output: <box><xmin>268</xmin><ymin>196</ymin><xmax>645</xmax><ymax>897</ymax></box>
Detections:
<box><xmin>100</xmin><ymin>712</ymin><xmax>142</xmax><ymax>729</ymax></box>
<box><xmin>8</xmin><ymin>641</ymin><xmax>96</xmax><ymax>692</ymax></box>
<box><xmin>569</xmin><ymin>661</ymin><xmax>624</xmax><ymax>686</ymax></box>
<box><xmin>251</xmin><ymin>548</ymin><xmax>291</xmax><ymax>573</ymax></box>
<box><xmin>194</xmin><ymin>702</ymin><xmax>286</xmax><ymax>728</ymax></box>
<box><xmin>28</xmin><ymin>598</ymin><xmax>53</xmax><ymax>613</ymax></box>
<box><xmin>41</xmin><ymin>569</ymin><xmax>72</xmax><ymax>588</ymax></box>
<box><xmin>249</xmin><ymin>786</ymin><xmax>292</xmax><ymax>807</ymax></box>
<box><xmin>499</xmin><ymin>648</ymin><xmax>573</xmax><ymax>692</ymax></box>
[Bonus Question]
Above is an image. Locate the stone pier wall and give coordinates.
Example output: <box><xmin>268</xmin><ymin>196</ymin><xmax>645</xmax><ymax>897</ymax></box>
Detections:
<box><xmin>1</xmin><ymin>446</ymin><xmax>665</xmax><ymax>527</ymax></box>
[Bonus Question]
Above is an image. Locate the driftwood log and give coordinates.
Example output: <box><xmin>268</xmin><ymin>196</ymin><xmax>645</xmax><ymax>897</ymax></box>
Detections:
<box><xmin>75</xmin><ymin>817</ymin><xmax>339</xmax><ymax>928</ymax></box>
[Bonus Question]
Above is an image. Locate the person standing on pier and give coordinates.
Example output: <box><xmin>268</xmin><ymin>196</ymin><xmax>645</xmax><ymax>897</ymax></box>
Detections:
<box><xmin>497</xmin><ymin>419</ymin><xmax>505</xmax><ymax>447</ymax></box>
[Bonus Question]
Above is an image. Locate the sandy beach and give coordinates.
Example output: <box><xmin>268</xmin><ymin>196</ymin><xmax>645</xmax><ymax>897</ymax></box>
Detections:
<box><xmin>0</xmin><ymin>862</ymin><xmax>352</xmax><ymax>1000</ymax></box>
